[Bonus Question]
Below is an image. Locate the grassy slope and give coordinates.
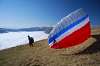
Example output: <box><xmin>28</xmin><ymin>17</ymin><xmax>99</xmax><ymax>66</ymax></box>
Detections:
<box><xmin>0</xmin><ymin>29</ymin><xmax>100</xmax><ymax>66</ymax></box>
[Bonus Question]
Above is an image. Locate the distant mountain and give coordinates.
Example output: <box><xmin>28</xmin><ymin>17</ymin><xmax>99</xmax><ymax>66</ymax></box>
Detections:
<box><xmin>0</xmin><ymin>28</ymin><xmax>8</xmax><ymax>33</ymax></box>
<box><xmin>0</xmin><ymin>27</ymin><xmax>53</xmax><ymax>34</ymax></box>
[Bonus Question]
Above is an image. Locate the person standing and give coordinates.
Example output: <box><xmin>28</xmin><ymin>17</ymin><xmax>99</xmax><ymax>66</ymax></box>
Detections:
<box><xmin>28</xmin><ymin>35</ymin><xmax>34</xmax><ymax>47</ymax></box>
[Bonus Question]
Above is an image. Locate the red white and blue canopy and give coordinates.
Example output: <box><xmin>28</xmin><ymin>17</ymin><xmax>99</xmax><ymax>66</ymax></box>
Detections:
<box><xmin>48</xmin><ymin>8</ymin><xmax>91</xmax><ymax>49</ymax></box>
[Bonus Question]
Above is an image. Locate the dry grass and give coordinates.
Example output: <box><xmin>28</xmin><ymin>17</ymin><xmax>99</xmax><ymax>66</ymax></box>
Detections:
<box><xmin>91</xmin><ymin>28</ymin><xmax>100</xmax><ymax>35</ymax></box>
<box><xmin>0</xmin><ymin>28</ymin><xmax>100</xmax><ymax>66</ymax></box>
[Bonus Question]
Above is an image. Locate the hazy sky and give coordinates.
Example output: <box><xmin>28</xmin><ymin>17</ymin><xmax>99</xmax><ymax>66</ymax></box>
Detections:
<box><xmin>0</xmin><ymin>0</ymin><xmax>100</xmax><ymax>28</ymax></box>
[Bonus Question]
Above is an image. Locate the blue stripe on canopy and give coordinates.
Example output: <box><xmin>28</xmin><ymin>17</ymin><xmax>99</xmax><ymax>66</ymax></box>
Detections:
<box><xmin>48</xmin><ymin>15</ymin><xmax>88</xmax><ymax>44</ymax></box>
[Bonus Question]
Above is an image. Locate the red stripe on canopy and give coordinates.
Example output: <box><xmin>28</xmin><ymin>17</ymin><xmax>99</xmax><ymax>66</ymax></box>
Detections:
<box><xmin>51</xmin><ymin>22</ymin><xmax>91</xmax><ymax>49</ymax></box>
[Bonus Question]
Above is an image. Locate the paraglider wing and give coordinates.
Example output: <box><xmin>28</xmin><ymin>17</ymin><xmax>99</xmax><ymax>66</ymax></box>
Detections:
<box><xmin>48</xmin><ymin>8</ymin><xmax>91</xmax><ymax>49</ymax></box>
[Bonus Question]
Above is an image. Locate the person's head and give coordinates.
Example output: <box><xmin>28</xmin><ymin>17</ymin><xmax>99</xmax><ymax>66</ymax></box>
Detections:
<box><xmin>28</xmin><ymin>35</ymin><xmax>30</xmax><ymax>38</ymax></box>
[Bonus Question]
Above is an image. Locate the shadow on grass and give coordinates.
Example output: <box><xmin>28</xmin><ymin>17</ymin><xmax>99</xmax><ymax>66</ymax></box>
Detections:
<box><xmin>78</xmin><ymin>34</ymin><xmax>100</xmax><ymax>54</ymax></box>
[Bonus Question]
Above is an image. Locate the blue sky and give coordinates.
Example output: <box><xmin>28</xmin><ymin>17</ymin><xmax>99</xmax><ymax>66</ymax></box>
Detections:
<box><xmin>0</xmin><ymin>0</ymin><xmax>100</xmax><ymax>28</ymax></box>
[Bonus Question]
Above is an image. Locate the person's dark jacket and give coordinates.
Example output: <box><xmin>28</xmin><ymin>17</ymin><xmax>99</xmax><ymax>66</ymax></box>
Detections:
<box><xmin>28</xmin><ymin>36</ymin><xmax>34</xmax><ymax>44</ymax></box>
